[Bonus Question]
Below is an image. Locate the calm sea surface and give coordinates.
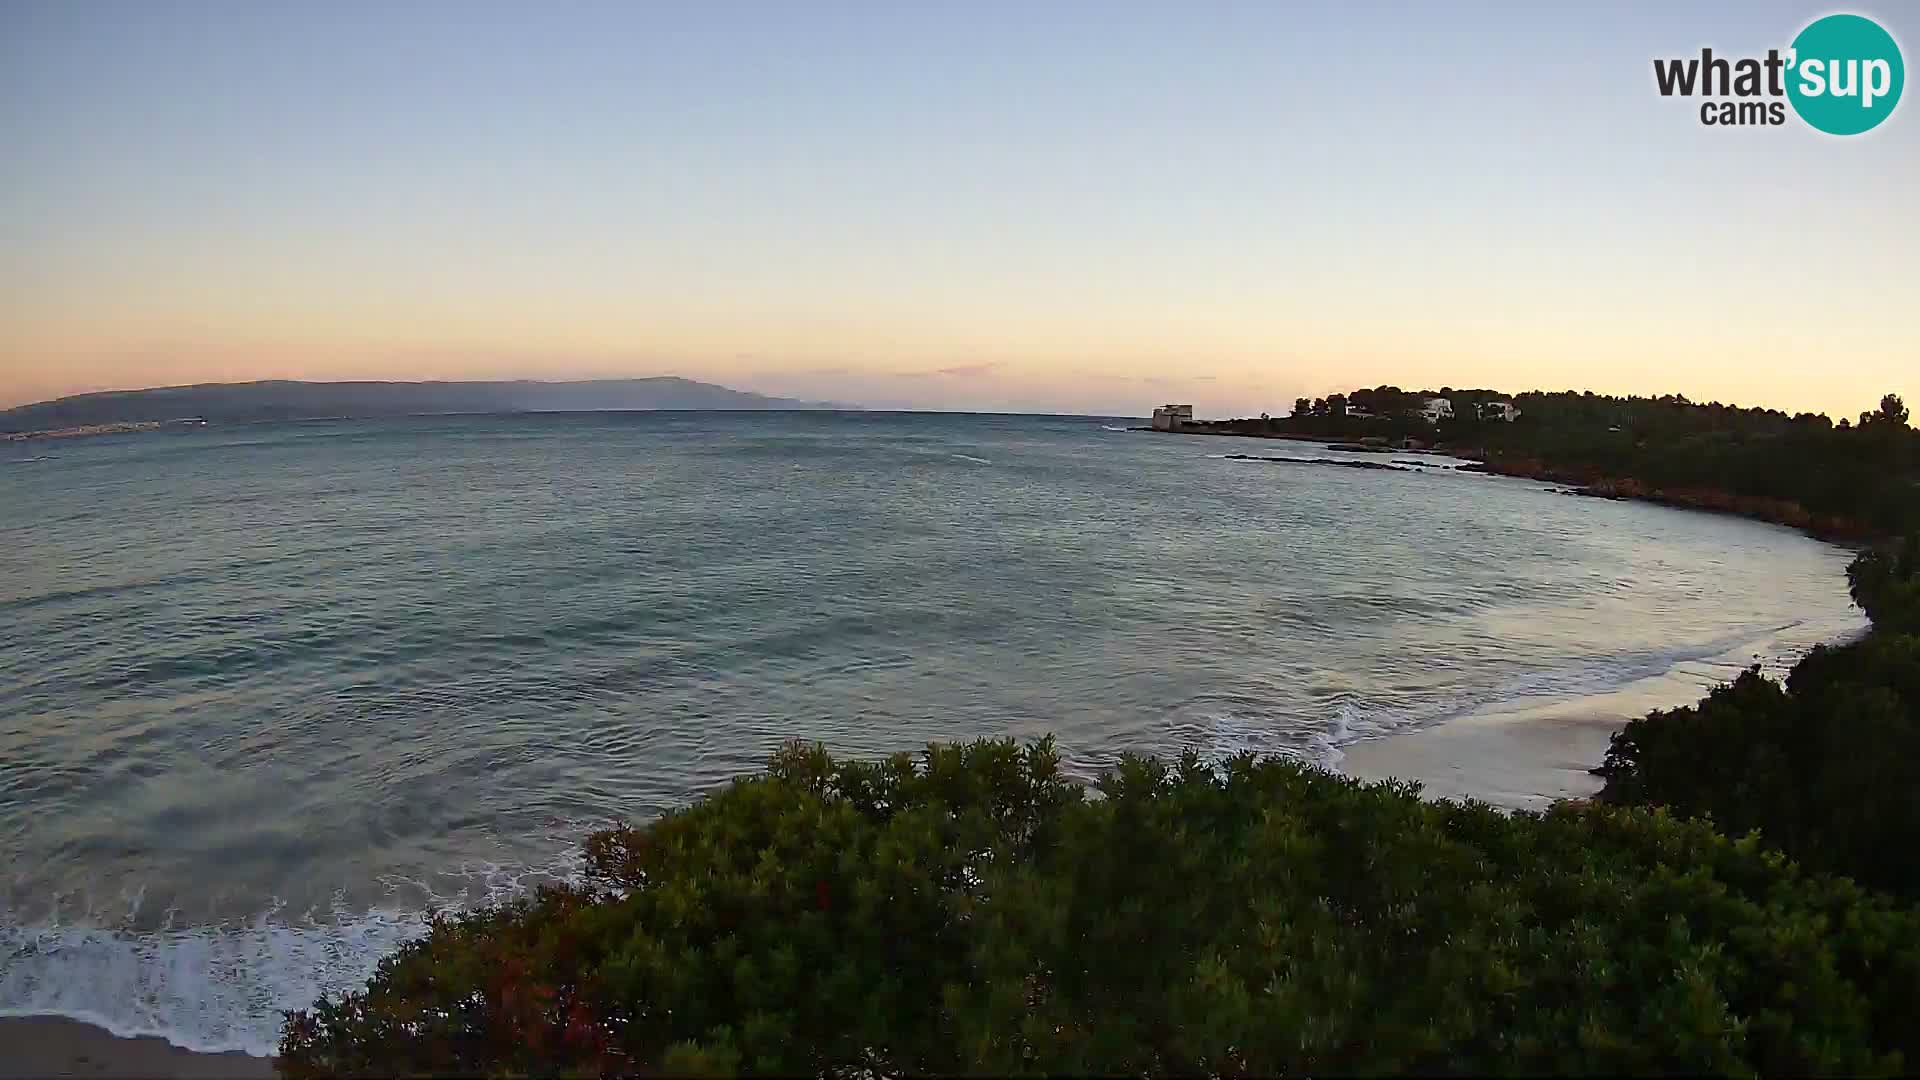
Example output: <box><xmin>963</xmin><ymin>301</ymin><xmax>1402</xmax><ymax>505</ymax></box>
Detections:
<box><xmin>0</xmin><ymin>410</ymin><xmax>1865</xmax><ymax>1053</ymax></box>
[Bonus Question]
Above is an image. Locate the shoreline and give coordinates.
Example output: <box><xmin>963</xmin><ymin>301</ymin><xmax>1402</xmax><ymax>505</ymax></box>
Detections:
<box><xmin>1135</xmin><ymin>424</ymin><xmax>1880</xmax><ymax>545</ymax></box>
<box><xmin>1154</xmin><ymin>415</ymin><xmax>1877</xmax><ymax>811</ymax></box>
<box><xmin>2</xmin><ymin>554</ymin><xmax>1863</xmax><ymax>1063</ymax></box>
<box><xmin>1338</xmin><ymin>698</ymin><xmax>1619</xmax><ymax>812</ymax></box>
<box><xmin>1338</xmin><ymin>615</ymin><xmax>1866</xmax><ymax>811</ymax></box>
<box><xmin>5</xmin><ymin>660</ymin><xmax>1859</xmax><ymax>1066</ymax></box>
<box><xmin>0</xmin><ymin>1016</ymin><xmax>273</xmax><ymax>1079</ymax></box>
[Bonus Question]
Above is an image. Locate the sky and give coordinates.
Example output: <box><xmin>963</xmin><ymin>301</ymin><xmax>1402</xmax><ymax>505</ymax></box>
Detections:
<box><xmin>2</xmin><ymin>0</ymin><xmax>1915</xmax><ymax>419</ymax></box>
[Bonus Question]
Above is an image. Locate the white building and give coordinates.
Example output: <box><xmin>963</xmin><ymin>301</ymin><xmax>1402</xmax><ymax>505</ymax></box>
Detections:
<box><xmin>1151</xmin><ymin>404</ymin><xmax>1194</xmax><ymax>431</ymax></box>
<box><xmin>1479</xmin><ymin>400</ymin><xmax>1521</xmax><ymax>422</ymax></box>
<box><xmin>1343</xmin><ymin>404</ymin><xmax>1375</xmax><ymax>418</ymax></box>
<box><xmin>1419</xmin><ymin>396</ymin><xmax>1454</xmax><ymax>423</ymax></box>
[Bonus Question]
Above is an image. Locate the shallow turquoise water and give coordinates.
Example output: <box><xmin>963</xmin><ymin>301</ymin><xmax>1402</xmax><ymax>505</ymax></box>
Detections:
<box><xmin>0</xmin><ymin>410</ymin><xmax>1864</xmax><ymax>1051</ymax></box>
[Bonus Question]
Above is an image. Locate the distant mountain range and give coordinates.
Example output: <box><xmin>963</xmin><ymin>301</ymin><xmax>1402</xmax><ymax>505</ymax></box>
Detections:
<box><xmin>0</xmin><ymin>378</ymin><xmax>846</xmax><ymax>432</ymax></box>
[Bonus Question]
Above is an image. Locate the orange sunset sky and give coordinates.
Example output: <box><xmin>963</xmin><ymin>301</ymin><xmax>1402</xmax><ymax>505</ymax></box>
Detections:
<box><xmin>4</xmin><ymin>1</ymin><xmax>1914</xmax><ymax>419</ymax></box>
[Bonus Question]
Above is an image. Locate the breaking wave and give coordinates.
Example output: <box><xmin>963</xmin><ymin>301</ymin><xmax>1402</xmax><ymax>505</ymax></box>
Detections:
<box><xmin>0</xmin><ymin>839</ymin><xmax>591</xmax><ymax>1057</ymax></box>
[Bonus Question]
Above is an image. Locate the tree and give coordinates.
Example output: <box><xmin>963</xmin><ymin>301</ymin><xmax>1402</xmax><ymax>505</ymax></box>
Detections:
<box><xmin>284</xmin><ymin>739</ymin><xmax>1920</xmax><ymax>1077</ymax></box>
<box><xmin>1256</xmin><ymin>388</ymin><xmax>1918</xmax><ymax>538</ymax></box>
<box><xmin>1849</xmin><ymin>534</ymin><xmax>1920</xmax><ymax>634</ymax></box>
<box><xmin>1598</xmin><ymin>541</ymin><xmax>1920</xmax><ymax>895</ymax></box>
<box><xmin>1293</xmin><ymin>397</ymin><xmax>1312</xmax><ymax>418</ymax></box>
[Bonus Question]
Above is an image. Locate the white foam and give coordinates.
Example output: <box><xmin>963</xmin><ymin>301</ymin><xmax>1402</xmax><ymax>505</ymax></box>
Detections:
<box><xmin>1065</xmin><ymin>617</ymin><xmax>1860</xmax><ymax>792</ymax></box>
<box><xmin>5</xmin><ymin>611</ymin><xmax>1854</xmax><ymax>1057</ymax></box>
<box><xmin>0</xmin><ymin>903</ymin><xmax>432</xmax><ymax>1056</ymax></box>
<box><xmin>1238</xmin><ymin>712</ymin><xmax>1347</xmax><ymax>770</ymax></box>
<box><xmin>0</xmin><ymin>833</ymin><xmax>594</xmax><ymax>1056</ymax></box>
<box><xmin>1135</xmin><ymin>702</ymin><xmax>1357</xmax><ymax>776</ymax></box>
<box><xmin>949</xmin><ymin>454</ymin><xmax>992</xmax><ymax>465</ymax></box>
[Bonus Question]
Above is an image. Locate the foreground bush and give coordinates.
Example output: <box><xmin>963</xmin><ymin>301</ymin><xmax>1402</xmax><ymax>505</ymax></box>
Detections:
<box><xmin>281</xmin><ymin>738</ymin><xmax>1920</xmax><ymax>1077</ymax></box>
<box><xmin>1595</xmin><ymin>633</ymin><xmax>1920</xmax><ymax>899</ymax></box>
<box><xmin>1850</xmin><ymin>534</ymin><xmax>1920</xmax><ymax>634</ymax></box>
<box><xmin>1597</xmin><ymin>542</ymin><xmax>1920</xmax><ymax>898</ymax></box>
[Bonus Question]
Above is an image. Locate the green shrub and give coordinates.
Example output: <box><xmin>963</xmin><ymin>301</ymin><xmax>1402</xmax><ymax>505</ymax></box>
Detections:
<box><xmin>1268</xmin><ymin>389</ymin><xmax>1920</xmax><ymax>537</ymax></box>
<box><xmin>281</xmin><ymin>738</ymin><xmax>1920</xmax><ymax>1077</ymax></box>
<box><xmin>1597</xmin><ymin>542</ymin><xmax>1920</xmax><ymax>898</ymax></box>
<box><xmin>1850</xmin><ymin>535</ymin><xmax>1920</xmax><ymax>634</ymax></box>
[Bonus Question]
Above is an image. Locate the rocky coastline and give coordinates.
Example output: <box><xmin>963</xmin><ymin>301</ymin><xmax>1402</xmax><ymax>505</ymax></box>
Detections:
<box><xmin>1137</xmin><ymin>423</ymin><xmax>1878</xmax><ymax>544</ymax></box>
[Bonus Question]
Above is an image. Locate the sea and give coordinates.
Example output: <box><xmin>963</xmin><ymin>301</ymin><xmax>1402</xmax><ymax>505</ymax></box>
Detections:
<box><xmin>0</xmin><ymin>410</ymin><xmax>1867</xmax><ymax>1055</ymax></box>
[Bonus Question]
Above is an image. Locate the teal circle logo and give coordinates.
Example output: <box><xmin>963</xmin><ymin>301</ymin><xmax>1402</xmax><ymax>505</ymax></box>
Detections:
<box><xmin>1787</xmin><ymin>14</ymin><xmax>1904</xmax><ymax>134</ymax></box>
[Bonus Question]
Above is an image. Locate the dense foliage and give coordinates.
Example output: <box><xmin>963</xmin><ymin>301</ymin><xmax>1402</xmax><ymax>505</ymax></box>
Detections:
<box><xmin>1236</xmin><ymin>389</ymin><xmax>1920</xmax><ymax>538</ymax></box>
<box><xmin>282</xmin><ymin>738</ymin><xmax>1920</xmax><ymax>1077</ymax></box>
<box><xmin>278</xmin><ymin>388</ymin><xmax>1920</xmax><ymax>1075</ymax></box>
<box><xmin>1596</xmin><ymin>535</ymin><xmax>1920</xmax><ymax>896</ymax></box>
<box><xmin>1849</xmin><ymin>533</ymin><xmax>1920</xmax><ymax>634</ymax></box>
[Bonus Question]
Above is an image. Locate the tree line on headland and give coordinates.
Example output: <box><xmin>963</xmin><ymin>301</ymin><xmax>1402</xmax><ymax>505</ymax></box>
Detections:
<box><xmin>1197</xmin><ymin>386</ymin><xmax>1918</xmax><ymax>540</ymax></box>
<box><xmin>278</xmin><ymin>390</ymin><xmax>1920</xmax><ymax>1076</ymax></box>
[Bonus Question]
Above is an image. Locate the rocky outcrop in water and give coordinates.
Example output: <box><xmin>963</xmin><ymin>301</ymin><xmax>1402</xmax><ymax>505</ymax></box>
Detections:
<box><xmin>1222</xmin><ymin>454</ymin><xmax>1408</xmax><ymax>472</ymax></box>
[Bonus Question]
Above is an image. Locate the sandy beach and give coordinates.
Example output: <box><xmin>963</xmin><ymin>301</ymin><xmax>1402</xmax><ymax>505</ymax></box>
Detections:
<box><xmin>1341</xmin><ymin>701</ymin><xmax>1619</xmax><ymax>811</ymax></box>
<box><xmin>0</xmin><ymin>1017</ymin><xmax>273</xmax><ymax>1079</ymax></box>
<box><xmin>1336</xmin><ymin>645</ymin><xmax>1785</xmax><ymax>812</ymax></box>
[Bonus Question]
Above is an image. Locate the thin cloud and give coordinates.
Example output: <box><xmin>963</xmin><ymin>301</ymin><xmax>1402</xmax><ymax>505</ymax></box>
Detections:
<box><xmin>934</xmin><ymin>362</ymin><xmax>1000</xmax><ymax>377</ymax></box>
<box><xmin>884</xmin><ymin>361</ymin><xmax>1001</xmax><ymax>380</ymax></box>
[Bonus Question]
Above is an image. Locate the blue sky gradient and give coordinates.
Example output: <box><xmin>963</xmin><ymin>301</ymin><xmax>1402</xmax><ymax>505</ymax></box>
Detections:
<box><xmin>3</xmin><ymin>1</ymin><xmax>1914</xmax><ymax>416</ymax></box>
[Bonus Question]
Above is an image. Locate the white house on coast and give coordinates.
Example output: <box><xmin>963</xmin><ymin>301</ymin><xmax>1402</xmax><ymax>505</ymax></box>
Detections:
<box><xmin>1480</xmin><ymin>400</ymin><xmax>1521</xmax><ymax>422</ymax></box>
<box><xmin>1151</xmin><ymin>404</ymin><xmax>1194</xmax><ymax>430</ymax></box>
<box><xmin>1419</xmin><ymin>396</ymin><xmax>1454</xmax><ymax>422</ymax></box>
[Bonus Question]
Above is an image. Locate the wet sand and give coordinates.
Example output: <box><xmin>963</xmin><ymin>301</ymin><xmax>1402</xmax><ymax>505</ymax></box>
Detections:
<box><xmin>0</xmin><ymin>1016</ymin><xmax>273</xmax><ymax>1079</ymax></box>
<box><xmin>1337</xmin><ymin>621</ymin><xmax>1847</xmax><ymax>813</ymax></box>
<box><xmin>1340</xmin><ymin>699</ymin><xmax>1619</xmax><ymax>812</ymax></box>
